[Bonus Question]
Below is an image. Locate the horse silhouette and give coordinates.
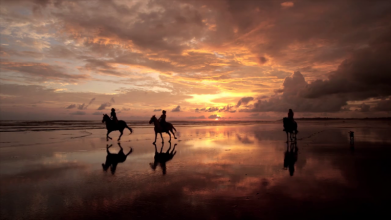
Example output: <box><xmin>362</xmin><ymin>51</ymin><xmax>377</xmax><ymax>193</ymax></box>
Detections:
<box><xmin>149</xmin><ymin>115</ymin><xmax>177</xmax><ymax>144</ymax></box>
<box><xmin>283</xmin><ymin>117</ymin><xmax>298</xmax><ymax>142</ymax></box>
<box><xmin>150</xmin><ymin>142</ymin><xmax>177</xmax><ymax>175</ymax></box>
<box><xmin>102</xmin><ymin>143</ymin><xmax>132</xmax><ymax>174</ymax></box>
<box><xmin>283</xmin><ymin>141</ymin><xmax>298</xmax><ymax>176</ymax></box>
<box><xmin>102</xmin><ymin>114</ymin><xmax>133</xmax><ymax>141</ymax></box>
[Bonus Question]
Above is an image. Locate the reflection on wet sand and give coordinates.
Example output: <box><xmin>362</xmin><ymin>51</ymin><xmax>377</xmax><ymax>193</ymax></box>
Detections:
<box><xmin>102</xmin><ymin>143</ymin><xmax>132</xmax><ymax>174</ymax></box>
<box><xmin>0</xmin><ymin>121</ymin><xmax>390</xmax><ymax>219</ymax></box>
<box><xmin>150</xmin><ymin>142</ymin><xmax>177</xmax><ymax>175</ymax></box>
<box><xmin>284</xmin><ymin>141</ymin><xmax>298</xmax><ymax>176</ymax></box>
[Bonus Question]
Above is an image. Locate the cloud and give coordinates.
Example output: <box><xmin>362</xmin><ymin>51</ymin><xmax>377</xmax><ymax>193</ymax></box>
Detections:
<box><xmin>281</xmin><ymin>2</ymin><xmax>294</xmax><ymax>8</ymax></box>
<box><xmin>110</xmin><ymin>97</ymin><xmax>115</xmax><ymax>103</ymax></box>
<box><xmin>236</xmin><ymin>97</ymin><xmax>254</xmax><ymax>107</ymax></box>
<box><xmin>257</xmin><ymin>56</ymin><xmax>268</xmax><ymax>65</ymax></box>
<box><xmin>97</xmin><ymin>102</ymin><xmax>112</xmax><ymax>110</ymax></box>
<box><xmin>219</xmin><ymin>105</ymin><xmax>236</xmax><ymax>113</ymax></box>
<box><xmin>84</xmin><ymin>98</ymin><xmax>96</xmax><ymax>109</ymax></box>
<box><xmin>66</xmin><ymin>104</ymin><xmax>76</xmax><ymax>109</ymax></box>
<box><xmin>171</xmin><ymin>106</ymin><xmax>181</xmax><ymax>112</ymax></box>
<box><xmin>92</xmin><ymin>112</ymin><xmax>103</xmax><ymax>115</ymax></box>
<box><xmin>122</xmin><ymin>108</ymin><xmax>130</xmax><ymax>111</ymax></box>
<box><xmin>1</xmin><ymin>0</ymin><xmax>390</xmax><ymax>119</ymax></box>
<box><xmin>0</xmin><ymin>61</ymin><xmax>87</xmax><ymax>82</ymax></box>
<box><xmin>208</xmin><ymin>114</ymin><xmax>221</xmax><ymax>119</ymax></box>
<box><xmin>78</xmin><ymin>103</ymin><xmax>85</xmax><ymax>110</ymax></box>
<box><xmin>373</xmin><ymin>99</ymin><xmax>391</xmax><ymax>112</ymax></box>
<box><xmin>357</xmin><ymin>103</ymin><xmax>371</xmax><ymax>112</ymax></box>
<box><xmin>187</xmin><ymin>115</ymin><xmax>206</xmax><ymax>119</ymax></box>
<box><xmin>70</xmin><ymin>111</ymin><xmax>86</xmax><ymax>115</ymax></box>
<box><xmin>153</xmin><ymin>109</ymin><xmax>162</xmax><ymax>112</ymax></box>
<box><xmin>240</xmin><ymin>71</ymin><xmax>348</xmax><ymax>112</ymax></box>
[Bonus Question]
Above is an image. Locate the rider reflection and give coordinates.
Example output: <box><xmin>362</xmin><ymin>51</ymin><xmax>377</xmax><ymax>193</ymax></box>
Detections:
<box><xmin>150</xmin><ymin>142</ymin><xmax>177</xmax><ymax>175</ymax></box>
<box><xmin>283</xmin><ymin>141</ymin><xmax>298</xmax><ymax>176</ymax></box>
<box><xmin>102</xmin><ymin>143</ymin><xmax>132</xmax><ymax>174</ymax></box>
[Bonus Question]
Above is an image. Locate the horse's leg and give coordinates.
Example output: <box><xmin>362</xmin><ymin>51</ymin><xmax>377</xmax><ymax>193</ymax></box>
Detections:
<box><xmin>286</xmin><ymin>132</ymin><xmax>288</xmax><ymax>143</ymax></box>
<box><xmin>167</xmin><ymin>132</ymin><xmax>171</xmax><ymax>143</ymax></box>
<box><xmin>118</xmin><ymin>129</ymin><xmax>123</xmax><ymax>141</ymax></box>
<box><xmin>153</xmin><ymin>132</ymin><xmax>157</xmax><ymax>144</ymax></box>
<box><xmin>170</xmin><ymin>129</ymin><xmax>177</xmax><ymax>139</ymax></box>
<box><xmin>107</xmin><ymin>130</ymin><xmax>112</xmax><ymax>141</ymax></box>
<box><xmin>160</xmin><ymin>132</ymin><xmax>164</xmax><ymax>143</ymax></box>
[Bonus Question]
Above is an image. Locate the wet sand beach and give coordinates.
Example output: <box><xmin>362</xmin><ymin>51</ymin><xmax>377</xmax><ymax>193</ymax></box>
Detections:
<box><xmin>0</xmin><ymin>121</ymin><xmax>390</xmax><ymax>219</ymax></box>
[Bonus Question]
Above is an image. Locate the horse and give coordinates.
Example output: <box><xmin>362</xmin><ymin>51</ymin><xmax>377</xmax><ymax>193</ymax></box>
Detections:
<box><xmin>149</xmin><ymin>142</ymin><xmax>177</xmax><ymax>175</ymax></box>
<box><xmin>102</xmin><ymin>114</ymin><xmax>133</xmax><ymax>141</ymax></box>
<box><xmin>149</xmin><ymin>115</ymin><xmax>177</xmax><ymax>144</ymax></box>
<box><xmin>283</xmin><ymin>117</ymin><xmax>298</xmax><ymax>142</ymax></box>
<box><xmin>102</xmin><ymin>143</ymin><xmax>133</xmax><ymax>174</ymax></box>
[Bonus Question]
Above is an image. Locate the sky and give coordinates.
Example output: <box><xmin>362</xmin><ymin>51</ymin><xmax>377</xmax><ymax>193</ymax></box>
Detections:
<box><xmin>0</xmin><ymin>0</ymin><xmax>390</xmax><ymax>120</ymax></box>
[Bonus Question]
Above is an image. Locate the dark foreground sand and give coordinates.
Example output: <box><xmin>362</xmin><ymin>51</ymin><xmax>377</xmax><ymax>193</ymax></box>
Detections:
<box><xmin>0</xmin><ymin>121</ymin><xmax>390</xmax><ymax>219</ymax></box>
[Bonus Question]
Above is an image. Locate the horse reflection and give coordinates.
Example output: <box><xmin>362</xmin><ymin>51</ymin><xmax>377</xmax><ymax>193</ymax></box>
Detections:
<box><xmin>150</xmin><ymin>142</ymin><xmax>177</xmax><ymax>175</ymax></box>
<box><xmin>283</xmin><ymin>141</ymin><xmax>298</xmax><ymax>176</ymax></box>
<box><xmin>102</xmin><ymin>143</ymin><xmax>133</xmax><ymax>174</ymax></box>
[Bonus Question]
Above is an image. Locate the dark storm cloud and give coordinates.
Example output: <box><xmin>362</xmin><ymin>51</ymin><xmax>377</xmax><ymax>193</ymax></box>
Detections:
<box><xmin>240</xmin><ymin>71</ymin><xmax>348</xmax><ymax>112</ymax></box>
<box><xmin>241</xmin><ymin>30</ymin><xmax>391</xmax><ymax>113</ymax></box>
<box><xmin>302</xmin><ymin>34</ymin><xmax>391</xmax><ymax>101</ymax></box>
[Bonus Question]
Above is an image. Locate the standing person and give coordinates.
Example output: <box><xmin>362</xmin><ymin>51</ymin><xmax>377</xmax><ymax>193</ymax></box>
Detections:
<box><xmin>110</xmin><ymin>108</ymin><xmax>118</xmax><ymax>123</ymax></box>
<box><xmin>158</xmin><ymin>110</ymin><xmax>167</xmax><ymax>130</ymax></box>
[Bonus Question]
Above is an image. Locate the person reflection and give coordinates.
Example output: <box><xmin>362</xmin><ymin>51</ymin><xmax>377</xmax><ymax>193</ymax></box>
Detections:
<box><xmin>150</xmin><ymin>142</ymin><xmax>177</xmax><ymax>175</ymax></box>
<box><xmin>102</xmin><ymin>143</ymin><xmax>133</xmax><ymax>174</ymax></box>
<box><xmin>283</xmin><ymin>141</ymin><xmax>298</xmax><ymax>176</ymax></box>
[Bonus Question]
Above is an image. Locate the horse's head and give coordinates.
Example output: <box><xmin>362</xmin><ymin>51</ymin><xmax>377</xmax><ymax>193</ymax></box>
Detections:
<box><xmin>149</xmin><ymin>115</ymin><xmax>156</xmax><ymax>124</ymax></box>
<box><xmin>102</xmin><ymin>114</ymin><xmax>110</xmax><ymax>123</ymax></box>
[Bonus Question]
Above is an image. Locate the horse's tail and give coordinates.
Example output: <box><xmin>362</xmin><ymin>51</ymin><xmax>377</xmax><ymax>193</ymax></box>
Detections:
<box><xmin>126</xmin><ymin>124</ymin><xmax>133</xmax><ymax>135</ymax></box>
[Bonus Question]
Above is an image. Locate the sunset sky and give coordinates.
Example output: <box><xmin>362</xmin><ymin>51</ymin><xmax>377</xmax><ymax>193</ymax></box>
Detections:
<box><xmin>0</xmin><ymin>0</ymin><xmax>390</xmax><ymax>120</ymax></box>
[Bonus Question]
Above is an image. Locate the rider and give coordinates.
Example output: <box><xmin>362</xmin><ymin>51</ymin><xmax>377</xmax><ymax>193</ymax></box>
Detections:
<box><xmin>288</xmin><ymin>109</ymin><xmax>294</xmax><ymax>121</ymax></box>
<box><xmin>283</xmin><ymin>109</ymin><xmax>295</xmax><ymax>132</ymax></box>
<box><xmin>158</xmin><ymin>110</ymin><xmax>167</xmax><ymax>130</ymax></box>
<box><xmin>110</xmin><ymin>108</ymin><xmax>118</xmax><ymax>123</ymax></box>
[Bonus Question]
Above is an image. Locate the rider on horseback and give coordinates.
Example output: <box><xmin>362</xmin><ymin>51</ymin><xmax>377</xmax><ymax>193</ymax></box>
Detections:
<box><xmin>110</xmin><ymin>108</ymin><xmax>118</xmax><ymax>123</ymax></box>
<box><xmin>158</xmin><ymin>110</ymin><xmax>167</xmax><ymax>131</ymax></box>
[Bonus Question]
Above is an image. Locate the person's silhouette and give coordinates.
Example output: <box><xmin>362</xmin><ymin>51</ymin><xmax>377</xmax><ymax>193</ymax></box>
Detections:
<box><xmin>110</xmin><ymin>108</ymin><xmax>118</xmax><ymax>124</ymax></box>
<box><xmin>150</xmin><ymin>142</ymin><xmax>177</xmax><ymax>175</ymax></box>
<box><xmin>158</xmin><ymin>110</ymin><xmax>167</xmax><ymax>131</ymax></box>
<box><xmin>288</xmin><ymin>109</ymin><xmax>294</xmax><ymax>120</ymax></box>
<box><xmin>102</xmin><ymin>143</ymin><xmax>132</xmax><ymax>174</ymax></box>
